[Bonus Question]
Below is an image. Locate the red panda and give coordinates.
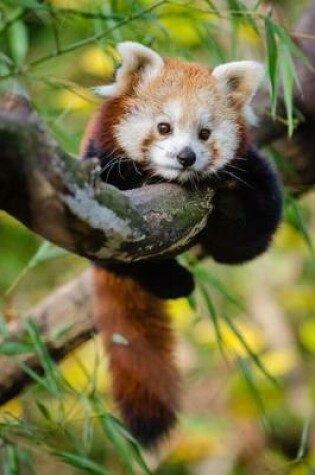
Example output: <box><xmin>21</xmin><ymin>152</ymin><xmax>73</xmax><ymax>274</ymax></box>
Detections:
<box><xmin>81</xmin><ymin>42</ymin><xmax>282</xmax><ymax>446</ymax></box>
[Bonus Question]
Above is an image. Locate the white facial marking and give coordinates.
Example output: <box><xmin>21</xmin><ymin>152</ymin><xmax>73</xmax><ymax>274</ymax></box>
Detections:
<box><xmin>111</xmin><ymin>58</ymin><xmax>265</xmax><ymax>182</ymax></box>
<box><xmin>93</xmin><ymin>42</ymin><xmax>164</xmax><ymax>98</ymax></box>
<box><xmin>114</xmin><ymin>96</ymin><xmax>240</xmax><ymax>182</ymax></box>
<box><xmin>210</xmin><ymin>119</ymin><xmax>238</xmax><ymax>171</ymax></box>
<box><xmin>146</xmin><ymin>99</ymin><xmax>214</xmax><ymax>181</ymax></box>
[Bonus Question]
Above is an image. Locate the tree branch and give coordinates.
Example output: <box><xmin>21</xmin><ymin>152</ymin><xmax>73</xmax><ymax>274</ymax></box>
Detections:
<box><xmin>0</xmin><ymin>93</ymin><xmax>213</xmax><ymax>263</ymax></box>
<box><xmin>0</xmin><ymin>271</ymin><xmax>94</xmax><ymax>405</ymax></box>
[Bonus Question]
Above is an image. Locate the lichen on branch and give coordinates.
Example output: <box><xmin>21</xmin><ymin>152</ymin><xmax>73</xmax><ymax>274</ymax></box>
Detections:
<box><xmin>0</xmin><ymin>93</ymin><xmax>213</xmax><ymax>263</ymax></box>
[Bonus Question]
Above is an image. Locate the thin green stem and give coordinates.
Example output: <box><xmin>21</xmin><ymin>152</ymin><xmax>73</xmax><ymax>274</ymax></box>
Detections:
<box><xmin>0</xmin><ymin>0</ymin><xmax>165</xmax><ymax>81</ymax></box>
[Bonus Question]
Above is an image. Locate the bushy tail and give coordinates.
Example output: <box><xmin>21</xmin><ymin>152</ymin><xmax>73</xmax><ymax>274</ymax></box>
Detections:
<box><xmin>92</xmin><ymin>266</ymin><xmax>180</xmax><ymax>446</ymax></box>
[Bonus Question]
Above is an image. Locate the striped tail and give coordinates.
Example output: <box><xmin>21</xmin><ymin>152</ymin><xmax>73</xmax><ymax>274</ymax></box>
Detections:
<box><xmin>92</xmin><ymin>266</ymin><xmax>180</xmax><ymax>446</ymax></box>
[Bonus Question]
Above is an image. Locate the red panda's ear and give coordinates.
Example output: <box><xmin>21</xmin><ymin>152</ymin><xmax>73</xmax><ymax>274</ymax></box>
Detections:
<box><xmin>93</xmin><ymin>42</ymin><xmax>164</xmax><ymax>98</ymax></box>
<box><xmin>212</xmin><ymin>61</ymin><xmax>264</xmax><ymax>124</ymax></box>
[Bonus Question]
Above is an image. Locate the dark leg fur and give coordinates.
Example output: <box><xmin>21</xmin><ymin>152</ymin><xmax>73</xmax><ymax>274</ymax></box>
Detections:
<box><xmin>198</xmin><ymin>147</ymin><xmax>283</xmax><ymax>264</ymax></box>
<box><xmin>82</xmin><ymin>138</ymin><xmax>145</xmax><ymax>190</ymax></box>
<box><xmin>94</xmin><ymin>258</ymin><xmax>195</xmax><ymax>299</ymax></box>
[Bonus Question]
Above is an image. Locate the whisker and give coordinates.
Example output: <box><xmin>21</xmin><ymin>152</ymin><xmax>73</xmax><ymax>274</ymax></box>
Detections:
<box><xmin>219</xmin><ymin>169</ymin><xmax>253</xmax><ymax>189</ymax></box>
<box><xmin>103</xmin><ymin>161</ymin><xmax>118</xmax><ymax>183</ymax></box>
<box><xmin>117</xmin><ymin>157</ymin><xmax>126</xmax><ymax>181</ymax></box>
<box><xmin>151</xmin><ymin>143</ymin><xmax>167</xmax><ymax>153</ymax></box>
<box><xmin>100</xmin><ymin>156</ymin><xmax>120</xmax><ymax>174</ymax></box>
<box><xmin>234</xmin><ymin>156</ymin><xmax>248</xmax><ymax>162</ymax></box>
<box><xmin>132</xmin><ymin>160</ymin><xmax>144</xmax><ymax>177</ymax></box>
<box><xmin>227</xmin><ymin>163</ymin><xmax>248</xmax><ymax>174</ymax></box>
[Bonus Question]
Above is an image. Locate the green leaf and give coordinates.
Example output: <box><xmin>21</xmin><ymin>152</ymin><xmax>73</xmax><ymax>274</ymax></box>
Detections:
<box><xmin>3</xmin><ymin>445</ymin><xmax>20</xmax><ymax>475</ymax></box>
<box><xmin>226</xmin><ymin>0</ymin><xmax>259</xmax><ymax>34</ymax></box>
<box><xmin>0</xmin><ymin>342</ymin><xmax>33</xmax><ymax>356</ymax></box>
<box><xmin>285</xmin><ymin>193</ymin><xmax>315</xmax><ymax>257</ymax></box>
<box><xmin>27</xmin><ymin>241</ymin><xmax>69</xmax><ymax>269</ymax></box>
<box><xmin>94</xmin><ymin>401</ymin><xmax>152</xmax><ymax>475</ymax></box>
<box><xmin>265</xmin><ymin>145</ymin><xmax>296</xmax><ymax>178</ymax></box>
<box><xmin>7</xmin><ymin>20</ymin><xmax>29</xmax><ymax>65</ymax></box>
<box><xmin>0</xmin><ymin>313</ymin><xmax>9</xmax><ymax>338</ymax></box>
<box><xmin>264</xmin><ymin>17</ymin><xmax>279</xmax><ymax>116</ymax></box>
<box><xmin>197</xmin><ymin>23</ymin><xmax>227</xmax><ymax>64</ymax></box>
<box><xmin>297</xmin><ymin>418</ymin><xmax>310</xmax><ymax>460</ymax></box>
<box><xmin>222</xmin><ymin>313</ymin><xmax>279</xmax><ymax>386</ymax></box>
<box><xmin>81</xmin><ymin>398</ymin><xmax>94</xmax><ymax>453</ymax></box>
<box><xmin>107</xmin><ymin>415</ymin><xmax>152</xmax><ymax>475</ymax></box>
<box><xmin>3</xmin><ymin>0</ymin><xmax>40</xmax><ymax>7</ymax></box>
<box><xmin>198</xmin><ymin>283</ymin><xmax>224</xmax><ymax>351</ymax></box>
<box><xmin>275</xmin><ymin>24</ymin><xmax>315</xmax><ymax>74</ymax></box>
<box><xmin>35</xmin><ymin>401</ymin><xmax>52</xmax><ymax>422</ymax></box>
<box><xmin>17</xmin><ymin>450</ymin><xmax>36</xmax><ymax>475</ymax></box>
<box><xmin>25</xmin><ymin>320</ymin><xmax>60</xmax><ymax>395</ymax></box>
<box><xmin>52</xmin><ymin>451</ymin><xmax>110</xmax><ymax>474</ymax></box>
<box><xmin>15</xmin><ymin>359</ymin><xmax>51</xmax><ymax>392</ymax></box>
<box><xmin>4</xmin><ymin>241</ymin><xmax>69</xmax><ymax>298</ymax></box>
<box><xmin>279</xmin><ymin>42</ymin><xmax>295</xmax><ymax>136</ymax></box>
<box><xmin>97</xmin><ymin>409</ymin><xmax>137</xmax><ymax>475</ymax></box>
<box><xmin>237</xmin><ymin>356</ymin><xmax>269</xmax><ymax>428</ymax></box>
<box><xmin>195</xmin><ymin>266</ymin><xmax>245</xmax><ymax>311</ymax></box>
<box><xmin>203</xmin><ymin>0</ymin><xmax>221</xmax><ymax>16</ymax></box>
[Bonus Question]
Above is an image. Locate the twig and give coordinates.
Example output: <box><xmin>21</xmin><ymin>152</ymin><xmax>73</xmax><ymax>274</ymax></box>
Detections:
<box><xmin>0</xmin><ymin>0</ymin><xmax>166</xmax><ymax>81</ymax></box>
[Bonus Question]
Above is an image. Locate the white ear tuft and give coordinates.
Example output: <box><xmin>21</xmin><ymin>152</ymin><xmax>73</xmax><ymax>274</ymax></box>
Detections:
<box><xmin>212</xmin><ymin>61</ymin><xmax>264</xmax><ymax>123</ymax></box>
<box><xmin>117</xmin><ymin>41</ymin><xmax>164</xmax><ymax>76</ymax></box>
<box><xmin>89</xmin><ymin>43</ymin><xmax>163</xmax><ymax>98</ymax></box>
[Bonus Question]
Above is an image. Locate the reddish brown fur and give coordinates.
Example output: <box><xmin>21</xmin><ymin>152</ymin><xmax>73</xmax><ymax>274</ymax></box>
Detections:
<box><xmin>80</xmin><ymin>96</ymin><xmax>129</xmax><ymax>158</ymax></box>
<box><xmin>235</xmin><ymin>113</ymin><xmax>248</xmax><ymax>158</ymax></box>
<box><xmin>210</xmin><ymin>141</ymin><xmax>219</xmax><ymax>165</ymax></box>
<box><xmin>82</xmin><ymin>51</ymin><xmax>256</xmax><ymax>446</ymax></box>
<box><xmin>92</xmin><ymin>267</ymin><xmax>180</xmax><ymax>446</ymax></box>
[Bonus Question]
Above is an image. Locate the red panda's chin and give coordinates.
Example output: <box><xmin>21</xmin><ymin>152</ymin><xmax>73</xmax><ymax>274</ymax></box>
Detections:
<box><xmin>153</xmin><ymin>165</ymin><xmax>199</xmax><ymax>183</ymax></box>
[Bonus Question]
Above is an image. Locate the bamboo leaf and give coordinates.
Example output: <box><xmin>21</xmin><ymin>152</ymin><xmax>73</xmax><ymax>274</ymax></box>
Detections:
<box><xmin>52</xmin><ymin>451</ymin><xmax>110</xmax><ymax>475</ymax></box>
<box><xmin>275</xmin><ymin>24</ymin><xmax>315</xmax><ymax>73</ymax></box>
<box><xmin>0</xmin><ymin>342</ymin><xmax>33</xmax><ymax>355</ymax></box>
<box><xmin>264</xmin><ymin>17</ymin><xmax>279</xmax><ymax>116</ymax></box>
<box><xmin>27</xmin><ymin>241</ymin><xmax>69</xmax><ymax>268</ymax></box>
<box><xmin>25</xmin><ymin>320</ymin><xmax>60</xmax><ymax>395</ymax></box>
<box><xmin>204</xmin><ymin>0</ymin><xmax>221</xmax><ymax>16</ymax></box>
<box><xmin>222</xmin><ymin>313</ymin><xmax>279</xmax><ymax>386</ymax></box>
<box><xmin>226</xmin><ymin>0</ymin><xmax>259</xmax><ymax>35</ymax></box>
<box><xmin>195</xmin><ymin>266</ymin><xmax>245</xmax><ymax>311</ymax></box>
<box><xmin>199</xmin><ymin>283</ymin><xmax>227</xmax><ymax>359</ymax></box>
<box><xmin>279</xmin><ymin>42</ymin><xmax>295</xmax><ymax>136</ymax></box>
<box><xmin>3</xmin><ymin>445</ymin><xmax>20</xmax><ymax>475</ymax></box>
<box><xmin>237</xmin><ymin>356</ymin><xmax>269</xmax><ymax>428</ymax></box>
<box><xmin>297</xmin><ymin>418</ymin><xmax>310</xmax><ymax>460</ymax></box>
<box><xmin>35</xmin><ymin>401</ymin><xmax>52</xmax><ymax>422</ymax></box>
<box><xmin>285</xmin><ymin>193</ymin><xmax>315</xmax><ymax>257</ymax></box>
<box><xmin>7</xmin><ymin>20</ymin><xmax>29</xmax><ymax>65</ymax></box>
<box><xmin>0</xmin><ymin>313</ymin><xmax>9</xmax><ymax>338</ymax></box>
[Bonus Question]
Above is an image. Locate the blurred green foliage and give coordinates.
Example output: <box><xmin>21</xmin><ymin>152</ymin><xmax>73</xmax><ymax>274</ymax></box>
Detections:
<box><xmin>0</xmin><ymin>0</ymin><xmax>315</xmax><ymax>474</ymax></box>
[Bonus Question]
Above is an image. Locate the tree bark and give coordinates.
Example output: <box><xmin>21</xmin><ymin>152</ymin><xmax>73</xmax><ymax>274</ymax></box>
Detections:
<box><xmin>0</xmin><ymin>93</ymin><xmax>213</xmax><ymax>263</ymax></box>
<box><xmin>0</xmin><ymin>271</ymin><xmax>93</xmax><ymax>405</ymax></box>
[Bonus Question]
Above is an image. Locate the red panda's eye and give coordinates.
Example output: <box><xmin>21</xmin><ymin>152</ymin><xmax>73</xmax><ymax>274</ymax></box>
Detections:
<box><xmin>157</xmin><ymin>122</ymin><xmax>171</xmax><ymax>135</ymax></box>
<box><xmin>199</xmin><ymin>128</ymin><xmax>211</xmax><ymax>141</ymax></box>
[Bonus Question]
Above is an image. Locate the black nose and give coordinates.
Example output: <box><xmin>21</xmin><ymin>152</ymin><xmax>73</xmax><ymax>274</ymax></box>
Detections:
<box><xmin>177</xmin><ymin>147</ymin><xmax>196</xmax><ymax>168</ymax></box>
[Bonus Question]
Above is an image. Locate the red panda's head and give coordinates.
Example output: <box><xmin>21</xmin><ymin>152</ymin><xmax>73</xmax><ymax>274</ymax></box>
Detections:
<box><xmin>94</xmin><ymin>42</ymin><xmax>264</xmax><ymax>183</ymax></box>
